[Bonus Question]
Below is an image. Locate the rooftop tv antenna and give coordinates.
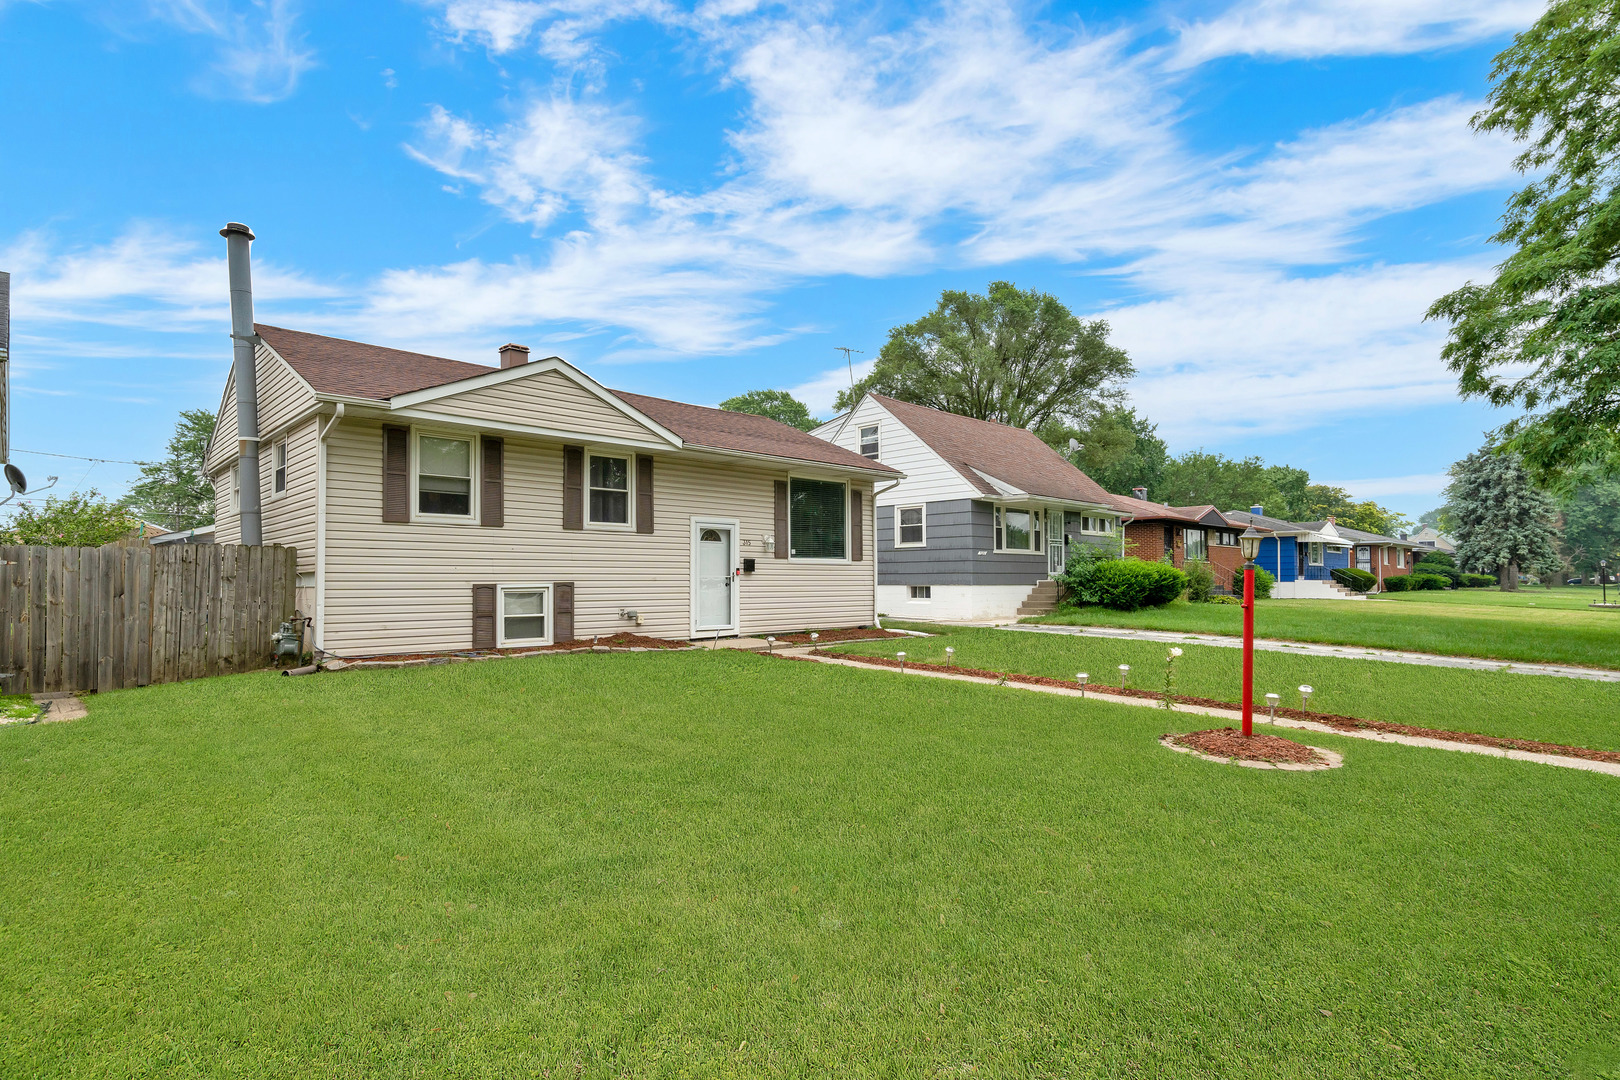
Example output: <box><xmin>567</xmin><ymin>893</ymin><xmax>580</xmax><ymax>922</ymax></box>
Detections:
<box><xmin>834</xmin><ymin>346</ymin><xmax>864</xmax><ymax>399</ymax></box>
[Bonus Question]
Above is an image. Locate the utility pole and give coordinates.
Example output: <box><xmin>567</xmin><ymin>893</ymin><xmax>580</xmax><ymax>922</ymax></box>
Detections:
<box><xmin>1</xmin><ymin>270</ymin><xmax>9</xmax><ymax>466</ymax></box>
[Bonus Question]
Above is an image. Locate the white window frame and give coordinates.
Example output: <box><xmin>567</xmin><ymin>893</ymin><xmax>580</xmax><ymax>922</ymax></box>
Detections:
<box><xmin>585</xmin><ymin>447</ymin><xmax>636</xmax><ymax>531</ymax></box>
<box><xmin>1309</xmin><ymin>542</ymin><xmax>1324</xmax><ymax>566</ymax></box>
<box><xmin>895</xmin><ymin>504</ymin><xmax>926</xmax><ymax>548</ymax></box>
<box><xmin>411</xmin><ymin>427</ymin><xmax>479</xmax><ymax>524</ymax></box>
<box><xmin>787</xmin><ymin>473</ymin><xmax>850</xmax><ymax>563</ymax></box>
<box><xmin>496</xmin><ymin>584</ymin><xmax>553</xmax><ymax>647</ymax></box>
<box><xmin>908</xmin><ymin>585</ymin><xmax>932</xmax><ymax>600</ymax></box>
<box><xmin>859</xmin><ymin>424</ymin><xmax>880</xmax><ymax>459</ymax></box>
<box><xmin>228</xmin><ymin>464</ymin><xmax>240</xmax><ymax>514</ymax></box>
<box><xmin>994</xmin><ymin>504</ymin><xmax>1044</xmax><ymax>554</ymax></box>
<box><xmin>1185</xmin><ymin>527</ymin><xmax>1208</xmax><ymax>562</ymax></box>
<box><xmin>272</xmin><ymin>439</ymin><xmax>288</xmax><ymax>497</ymax></box>
<box><xmin>1078</xmin><ymin>514</ymin><xmax>1115</xmax><ymax>535</ymax></box>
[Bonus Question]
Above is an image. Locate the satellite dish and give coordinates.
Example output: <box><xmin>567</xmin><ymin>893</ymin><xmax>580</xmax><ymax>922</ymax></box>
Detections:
<box><xmin>1067</xmin><ymin>438</ymin><xmax>1081</xmax><ymax>454</ymax></box>
<box><xmin>3</xmin><ymin>463</ymin><xmax>24</xmax><ymax>495</ymax></box>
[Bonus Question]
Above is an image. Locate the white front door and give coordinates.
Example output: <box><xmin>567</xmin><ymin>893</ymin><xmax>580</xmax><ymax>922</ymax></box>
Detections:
<box><xmin>694</xmin><ymin>523</ymin><xmax>736</xmax><ymax>633</ymax></box>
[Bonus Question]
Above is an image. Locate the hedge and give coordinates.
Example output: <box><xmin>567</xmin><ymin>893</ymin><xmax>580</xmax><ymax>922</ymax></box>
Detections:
<box><xmin>1408</xmin><ymin>573</ymin><xmax>1450</xmax><ymax>591</ymax></box>
<box><xmin>1090</xmin><ymin>559</ymin><xmax>1188</xmax><ymax>610</ymax></box>
<box><xmin>1383</xmin><ymin>575</ymin><xmax>1411</xmax><ymax>592</ymax></box>
<box><xmin>1331</xmin><ymin>567</ymin><xmax>1377</xmax><ymax>592</ymax></box>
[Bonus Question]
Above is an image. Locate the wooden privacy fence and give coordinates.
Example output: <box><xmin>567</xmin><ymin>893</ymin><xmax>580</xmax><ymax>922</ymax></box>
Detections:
<box><xmin>0</xmin><ymin>544</ymin><xmax>297</xmax><ymax>695</ymax></box>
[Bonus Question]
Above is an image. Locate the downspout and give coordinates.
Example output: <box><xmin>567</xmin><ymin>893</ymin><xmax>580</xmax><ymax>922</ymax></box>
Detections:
<box><xmin>314</xmin><ymin>403</ymin><xmax>344</xmax><ymax>655</ymax></box>
<box><xmin>222</xmin><ymin>222</ymin><xmax>262</xmax><ymax>545</ymax></box>
<box><xmin>870</xmin><ymin>476</ymin><xmax>903</xmax><ymax>628</ymax></box>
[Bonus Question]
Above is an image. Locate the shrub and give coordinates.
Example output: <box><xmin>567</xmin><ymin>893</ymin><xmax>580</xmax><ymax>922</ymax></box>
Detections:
<box><xmin>1461</xmin><ymin>573</ymin><xmax>1497</xmax><ymax>588</ymax></box>
<box><xmin>1208</xmin><ymin>594</ymin><xmax>1241</xmax><ymax>605</ymax></box>
<box><xmin>1230</xmin><ymin>566</ymin><xmax>1276</xmax><ymax>600</ymax></box>
<box><xmin>1183</xmin><ymin>560</ymin><xmax>1215</xmax><ymax>603</ymax></box>
<box><xmin>1331</xmin><ymin>567</ymin><xmax>1377</xmax><ymax>592</ymax></box>
<box><xmin>1382</xmin><ymin>575</ymin><xmax>1411</xmax><ymax>592</ymax></box>
<box><xmin>1409</xmin><ymin>572</ymin><xmax>1450</xmax><ymax>591</ymax></box>
<box><xmin>1415</xmin><ymin>550</ymin><xmax>1456</xmax><ymax>569</ymax></box>
<box><xmin>1055</xmin><ymin>544</ymin><xmax>1116</xmax><ymax>606</ymax></box>
<box><xmin>1090</xmin><ymin>558</ymin><xmax>1188</xmax><ymax>610</ymax></box>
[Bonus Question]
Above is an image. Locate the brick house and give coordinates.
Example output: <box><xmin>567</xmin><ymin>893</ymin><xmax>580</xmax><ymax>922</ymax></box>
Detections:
<box><xmin>1108</xmin><ymin>491</ymin><xmax>1246</xmax><ymax>593</ymax></box>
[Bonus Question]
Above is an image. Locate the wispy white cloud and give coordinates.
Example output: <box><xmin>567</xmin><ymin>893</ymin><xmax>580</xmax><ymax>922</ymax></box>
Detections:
<box><xmin>1331</xmin><ymin>473</ymin><xmax>1452</xmax><ymax>499</ymax></box>
<box><xmin>148</xmin><ymin>0</ymin><xmax>316</xmax><ymax>102</ymax></box>
<box><xmin>789</xmin><ymin>356</ymin><xmax>876</xmax><ymax>420</ymax></box>
<box><xmin>1170</xmin><ymin>0</ymin><xmax>1540</xmax><ymax>68</ymax></box>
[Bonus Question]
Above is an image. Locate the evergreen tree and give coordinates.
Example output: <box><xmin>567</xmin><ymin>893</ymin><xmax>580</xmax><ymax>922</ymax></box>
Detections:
<box><xmin>718</xmin><ymin>390</ymin><xmax>821</xmax><ymax>432</ymax></box>
<box><xmin>1559</xmin><ymin>475</ymin><xmax>1620</xmax><ymax>573</ymax></box>
<box><xmin>1444</xmin><ymin>448</ymin><xmax>1561</xmax><ymax>589</ymax></box>
<box><xmin>122</xmin><ymin>409</ymin><xmax>216</xmax><ymax>530</ymax></box>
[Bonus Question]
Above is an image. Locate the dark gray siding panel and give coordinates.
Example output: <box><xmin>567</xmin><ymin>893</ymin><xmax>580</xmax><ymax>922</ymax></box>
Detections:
<box><xmin>877</xmin><ymin>499</ymin><xmax>1105</xmax><ymax>587</ymax></box>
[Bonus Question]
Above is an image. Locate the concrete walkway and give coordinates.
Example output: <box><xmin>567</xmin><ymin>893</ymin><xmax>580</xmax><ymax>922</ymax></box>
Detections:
<box><xmin>793</xmin><ymin>650</ymin><xmax>1620</xmax><ymax>777</ymax></box>
<box><xmin>1000</xmin><ymin>623</ymin><xmax>1620</xmax><ymax>683</ymax></box>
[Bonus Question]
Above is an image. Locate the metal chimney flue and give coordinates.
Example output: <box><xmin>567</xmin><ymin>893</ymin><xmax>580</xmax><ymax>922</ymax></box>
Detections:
<box><xmin>1132</xmin><ymin>486</ymin><xmax>1147</xmax><ymax>500</ymax></box>
<box><xmin>499</xmin><ymin>343</ymin><xmax>531</xmax><ymax>368</ymax></box>
<box><xmin>222</xmin><ymin>222</ymin><xmax>262</xmax><ymax>545</ymax></box>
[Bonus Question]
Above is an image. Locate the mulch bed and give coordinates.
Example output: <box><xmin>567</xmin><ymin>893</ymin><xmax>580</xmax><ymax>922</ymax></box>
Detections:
<box><xmin>1171</xmin><ymin>728</ymin><xmax>1324</xmax><ymax>765</ymax></box>
<box><xmin>808</xmin><ymin>650</ymin><xmax>1620</xmax><ymax>765</ymax></box>
<box><xmin>349</xmin><ymin>633</ymin><xmax>691</xmax><ymax>664</ymax></box>
<box><xmin>772</xmin><ymin>627</ymin><xmax>909</xmax><ymax>645</ymax></box>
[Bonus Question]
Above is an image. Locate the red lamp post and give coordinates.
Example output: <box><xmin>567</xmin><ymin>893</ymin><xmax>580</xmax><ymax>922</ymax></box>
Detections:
<box><xmin>1238</xmin><ymin>526</ymin><xmax>1264</xmax><ymax>737</ymax></box>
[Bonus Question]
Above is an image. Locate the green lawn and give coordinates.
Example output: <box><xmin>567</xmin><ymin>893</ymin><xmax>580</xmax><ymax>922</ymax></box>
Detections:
<box><xmin>2</xmin><ymin>652</ymin><xmax>1619</xmax><ymax>1077</ymax></box>
<box><xmin>846</xmin><ymin>626</ymin><xmax>1620</xmax><ymax>752</ymax></box>
<box><xmin>1026</xmin><ymin>586</ymin><xmax>1620</xmax><ymax>669</ymax></box>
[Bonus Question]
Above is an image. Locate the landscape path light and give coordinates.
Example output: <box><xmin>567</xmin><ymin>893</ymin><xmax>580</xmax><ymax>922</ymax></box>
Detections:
<box><xmin>766</xmin><ymin>636</ymin><xmax>776</xmax><ymax>655</ymax></box>
<box><xmin>897</xmin><ymin>651</ymin><xmax>907</xmax><ymax>673</ymax></box>
<box><xmin>1265</xmin><ymin>693</ymin><xmax>1280</xmax><ymax>722</ymax></box>
<box><xmin>945</xmin><ymin>646</ymin><xmax>955</xmax><ymax>666</ymax></box>
<box><xmin>1299</xmin><ymin>684</ymin><xmax>1314</xmax><ymax>711</ymax></box>
<box><xmin>810</xmin><ymin>631</ymin><xmax>819</xmax><ymax>646</ymax></box>
<box><xmin>1076</xmin><ymin>672</ymin><xmax>1088</xmax><ymax>697</ymax></box>
<box><xmin>1118</xmin><ymin>663</ymin><xmax>1130</xmax><ymax>688</ymax></box>
<box><xmin>1238</xmin><ymin>525</ymin><xmax>1264</xmax><ymax>737</ymax></box>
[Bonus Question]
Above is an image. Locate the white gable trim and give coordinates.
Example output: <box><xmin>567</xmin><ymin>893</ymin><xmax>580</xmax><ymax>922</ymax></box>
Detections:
<box><xmin>969</xmin><ymin>467</ymin><xmax>1025</xmax><ymax>498</ymax></box>
<box><xmin>388</xmin><ymin>355</ymin><xmax>683</xmax><ymax>449</ymax></box>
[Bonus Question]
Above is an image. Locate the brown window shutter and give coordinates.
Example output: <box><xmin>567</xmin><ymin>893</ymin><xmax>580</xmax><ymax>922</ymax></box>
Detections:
<box><xmin>774</xmin><ymin>480</ymin><xmax>789</xmax><ymax>559</ymax></box>
<box><xmin>481</xmin><ymin>437</ymin><xmax>504</xmax><ymax>527</ymax></box>
<box><xmin>383</xmin><ymin>425</ymin><xmax>409</xmax><ymax>523</ymax></box>
<box><xmin>850</xmin><ymin>487</ymin><xmax>863</xmax><ymax>561</ymax></box>
<box><xmin>554</xmin><ymin>582</ymin><xmax>574</xmax><ymax>642</ymax></box>
<box><xmin>562</xmin><ymin>445</ymin><xmax>584</xmax><ymax>530</ymax></box>
<box><xmin>472</xmin><ymin>584</ymin><xmax>496</xmax><ymax>649</ymax></box>
<box><xmin>636</xmin><ymin>454</ymin><xmax>654</xmax><ymax>534</ymax></box>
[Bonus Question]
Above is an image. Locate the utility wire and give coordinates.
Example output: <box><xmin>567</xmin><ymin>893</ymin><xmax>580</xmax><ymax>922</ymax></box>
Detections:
<box><xmin>11</xmin><ymin>448</ymin><xmax>152</xmax><ymax>466</ymax></box>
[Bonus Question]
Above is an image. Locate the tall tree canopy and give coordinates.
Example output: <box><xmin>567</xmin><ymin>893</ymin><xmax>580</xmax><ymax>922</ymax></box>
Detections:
<box><xmin>1559</xmin><ymin>473</ymin><xmax>1620</xmax><ymax>572</ymax></box>
<box><xmin>834</xmin><ymin>281</ymin><xmax>1133</xmax><ymax>428</ymax></box>
<box><xmin>718</xmin><ymin>390</ymin><xmax>821</xmax><ymax>432</ymax></box>
<box><xmin>1426</xmin><ymin>2</ymin><xmax>1620</xmax><ymax>485</ymax></box>
<box><xmin>1445</xmin><ymin>448</ymin><xmax>1562</xmax><ymax>589</ymax></box>
<box><xmin>1038</xmin><ymin>407</ymin><xmax>1168</xmax><ymax>496</ymax></box>
<box><xmin>1</xmin><ymin>489</ymin><xmax>141</xmax><ymax>547</ymax></box>
<box><xmin>122</xmin><ymin>408</ymin><xmax>216</xmax><ymax>530</ymax></box>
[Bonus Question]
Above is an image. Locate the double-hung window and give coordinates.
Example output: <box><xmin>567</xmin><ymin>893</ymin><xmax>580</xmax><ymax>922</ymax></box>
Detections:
<box><xmin>896</xmin><ymin>505</ymin><xmax>925</xmax><ymax>547</ymax></box>
<box><xmin>228</xmin><ymin>464</ymin><xmax>240</xmax><ymax>514</ymax></box>
<box><xmin>417</xmin><ymin>434</ymin><xmax>473</xmax><ymax>517</ymax></box>
<box><xmin>589</xmin><ymin>453</ymin><xmax>631</xmax><ymax>525</ymax></box>
<box><xmin>1185</xmin><ymin>528</ymin><xmax>1208</xmax><ymax>561</ymax></box>
<box><xmin>273</xmin><ymin>440</ymin><xmax>287</xmax><ymax>495</ymax></box>
<box><xmin>1309</xmin><ymin>542</ymin><xmax>1324</xmax><ymax>566</ymax></box>
<box><xmin>859</xmin><ymin>425</ymin><xmax>880</xmax><ymax>459</ymax></box>
<box><xmin>789</xmin><ymin>477</ymin><xmax>847</xmax><ymax>559</ymax></box>
<box><xmin>498</xmin><ymin>585</ymin><xmax>550</xmax><ymax>646</ymax></box>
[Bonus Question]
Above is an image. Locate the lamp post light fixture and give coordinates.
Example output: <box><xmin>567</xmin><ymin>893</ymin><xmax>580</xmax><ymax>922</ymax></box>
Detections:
<box><xmin>1118</xmin><ymin>663</ymin><xmax>1130</xmax><ymax>688</ymax></box>
<box><xmin>1238</xmin><ymin>525</ymin><xmax>1264</xmax><ymax>737</ymax></box>
<box><xmin>1265</xmin><ymin>692</ymin><xmax>1280</xmax><ymax>722</ymax></box>
<box><xmin>1299</xmin><ymin>684</ymin><xmax>1314</xmax><ymax>711</ymax></box>
<box><xmin>1076</xmin><ymin>673</ymin><xmax>1088</xmax><ymax>697</ymax></box>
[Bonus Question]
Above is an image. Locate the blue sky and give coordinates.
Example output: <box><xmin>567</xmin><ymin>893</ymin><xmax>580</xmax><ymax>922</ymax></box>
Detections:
<box><xmin>0</xmin><ymin>0</ymin><xmax>1546</xmax><ymax>517</ymax></box>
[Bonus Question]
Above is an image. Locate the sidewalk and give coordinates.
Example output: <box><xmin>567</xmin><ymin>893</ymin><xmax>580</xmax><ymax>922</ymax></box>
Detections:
<box><xmin>999</xmin><ymin>623</ymin><xmax>1620</xmax><ymax>683</ymax></box>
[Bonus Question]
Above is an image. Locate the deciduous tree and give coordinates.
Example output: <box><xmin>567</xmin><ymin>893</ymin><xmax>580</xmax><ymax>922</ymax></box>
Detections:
<box><xmin>1</xmin><ymin>489</ymin><xmax>141</xmax><ymax>547</ymax></box>
<box><xmin>835</xmin><ymin>281</ymin><xmax>1133</xmax><ymax>428</ymax></box>
<box><xmin>718</xmin><ymin>390</ymin><xmax>821</xmax><ymax>433</ymax></box>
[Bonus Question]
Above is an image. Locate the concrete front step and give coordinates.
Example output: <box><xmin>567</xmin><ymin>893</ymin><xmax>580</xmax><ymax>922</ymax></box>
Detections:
<box><xmin>1016</xmin><ymin>579</ymin><xmax>1060</xmax><ymax>616</ymax></box>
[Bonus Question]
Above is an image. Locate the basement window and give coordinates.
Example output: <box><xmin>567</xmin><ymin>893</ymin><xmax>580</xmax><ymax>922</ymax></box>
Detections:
<box><xmin>498</xmin><ymin>585</ymin><xmax>551</xmax><ymax>646</ymax></box>
<box><xmin>909</xmin><ymin>585</ymin><xmax>931</xmax><ymax>600</ymax></box>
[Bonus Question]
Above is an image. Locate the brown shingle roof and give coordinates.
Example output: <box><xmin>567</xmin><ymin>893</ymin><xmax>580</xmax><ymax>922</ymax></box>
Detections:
<box><xmin>869</xmin><ymin>394</ymin><xmax>1112</xmax><ymax>504</ymax></box>
<box><xmin>256</xmin><ymin>324</ymin><xmax>894</xmax><ymax>473</ymax></box>
<box><xmin>615</xmin><ymin>391</ymin><xmax>898</xmax><ymax>473</ymax></box>
<box><xmin>1105</xmin><ymin>493</ymin><xmax>1203</xmax><ymax>523</ymax></box>
<box><xmin>257</xmin><ymin>324</ymin><xmax>494</xmax><ymax>400</ymax></box>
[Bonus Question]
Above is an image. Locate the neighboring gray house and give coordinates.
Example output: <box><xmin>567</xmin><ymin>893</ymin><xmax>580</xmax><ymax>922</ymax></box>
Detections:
<box><xmin>812</xmin><ymin>394</ymin><xmax>1121</xmax><ymax>620</ymax></box>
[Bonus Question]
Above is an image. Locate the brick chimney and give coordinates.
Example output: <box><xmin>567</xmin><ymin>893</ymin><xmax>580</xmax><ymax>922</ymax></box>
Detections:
<box><xmin>1132</xmin><ymin>486</ymin><xmax>1147</xmax><ymax>499</ymax></box>
<box><xmin>499</xmin><ymin>343</ymin><xmax>531</xmax><ymax>369</ymax></box>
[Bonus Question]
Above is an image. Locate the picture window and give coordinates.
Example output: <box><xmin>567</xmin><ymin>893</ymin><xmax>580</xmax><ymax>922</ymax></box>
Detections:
<box><xmin>1185</xmin><ymin>528</ymin><xmax>1208</xmax><ymax>561</ymax></box>
<box><xmin>789</xmin><ymin>477</ymin><xmax>847</xmax><ymax>559</ymax></box>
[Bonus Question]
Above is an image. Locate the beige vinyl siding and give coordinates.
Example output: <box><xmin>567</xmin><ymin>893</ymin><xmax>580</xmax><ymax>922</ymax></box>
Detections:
<box><xmin>212</xmin><ymin>472</ymin><xmax>241</xmax><ymax>545</ymax></box>
<box><xmin>411</xmin><ymin>369</ymin><xmax>663</xmax><ymax>444</ymax></box>
<box><xmin>260</xmin><ymin>417</ymin><xmax>318</xmax><ymax>573</ymax></box>
<box><xmin>206</xmin><ymin>369</ymin><xmax>239</xmax><ymax>477</ymax></box>
<box><xmin>254</xmin><ymin>342</ymin><xmax>318</xmax><ymax>437</ymax></box>
<box><xmin>320</xmin><ymin>418</ymin><xmax>875</xmax><ymax>655</ymax></box>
